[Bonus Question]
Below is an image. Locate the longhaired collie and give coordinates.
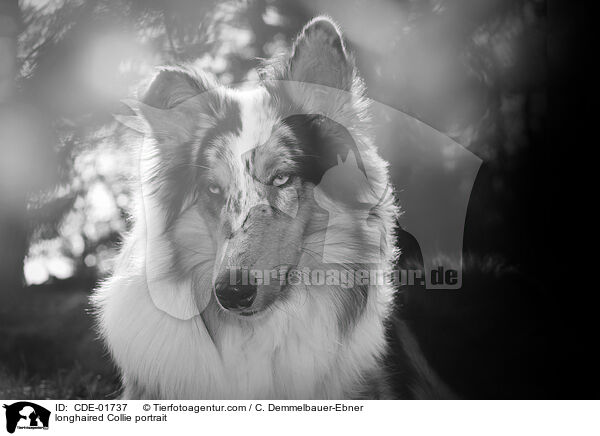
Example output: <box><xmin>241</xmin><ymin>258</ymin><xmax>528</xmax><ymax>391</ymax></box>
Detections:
<box><xmin>93</xmin><ymin>16</ymin><xmax>451</xmax><ymax>399</ymax></box>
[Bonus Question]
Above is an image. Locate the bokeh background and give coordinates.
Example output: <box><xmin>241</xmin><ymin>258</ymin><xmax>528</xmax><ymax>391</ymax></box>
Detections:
<box><xmin>1</xmin><ymin>0</ymin><xmax>577</xmax><ymax>399</ymax></box>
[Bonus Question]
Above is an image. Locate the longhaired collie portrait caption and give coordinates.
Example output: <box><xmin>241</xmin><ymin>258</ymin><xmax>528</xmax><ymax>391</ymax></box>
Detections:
<box><xmin>93</xmin><ymin>16</ymin><xmax>451</xmax><ymax>400</ymax></box>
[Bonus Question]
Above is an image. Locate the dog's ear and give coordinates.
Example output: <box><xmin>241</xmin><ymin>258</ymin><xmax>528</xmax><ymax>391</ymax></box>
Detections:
<box><xmin>289</xmin><ymin>17</ymin><xmax>355</xmax><ymax>91</ymax></box>
<box><xmin>142</xmin><ymin>67</ymin><xmax>207</xmax><ymax>109</ymax></box>
<box><xmin>116</xmin><ymin>67</ymin><xmax>214</xmax><ymax>143</ymax></box>
<box><xmin>273</xmin><ymin>17</ymin><xmax>368</xmax><ymax>122</ymax></box>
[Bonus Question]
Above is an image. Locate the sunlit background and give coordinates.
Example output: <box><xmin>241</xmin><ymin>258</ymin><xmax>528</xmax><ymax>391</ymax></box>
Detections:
<box><xmin>0</xmin><ymin>0</ymin><xmax>558</xmax><ymax>399</ymax></box>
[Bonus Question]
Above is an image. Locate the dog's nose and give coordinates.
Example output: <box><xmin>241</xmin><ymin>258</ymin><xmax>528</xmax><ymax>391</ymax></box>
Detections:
<box><xmin>215</xmin><ymin>283</ymin><xmax>257</xmax><ymax>311</ymax></box>
<box><xmin>215</xmin><ymin>271</ymin><xmax>257</xmax><ymax>311</ymax></box>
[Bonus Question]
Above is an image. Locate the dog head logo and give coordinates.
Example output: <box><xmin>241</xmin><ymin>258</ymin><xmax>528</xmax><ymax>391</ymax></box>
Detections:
<box><xmin>2</xmin><ymin>402</ymin><xmax>50</xmax><ymax>434</ymax></box>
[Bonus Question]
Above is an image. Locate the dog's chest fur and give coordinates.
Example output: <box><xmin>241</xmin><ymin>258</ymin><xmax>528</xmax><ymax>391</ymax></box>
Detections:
<box><xmin>97</xmin><ymin>247</ymin><xmax>392</xmax><ymax>399</ymax></box>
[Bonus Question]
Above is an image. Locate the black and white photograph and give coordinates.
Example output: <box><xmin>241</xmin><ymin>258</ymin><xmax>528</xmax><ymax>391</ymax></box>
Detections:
<box><xmin>0</xmin><ymin>0</ymin><xmax>594</xmax><ymax>433</ymax></box>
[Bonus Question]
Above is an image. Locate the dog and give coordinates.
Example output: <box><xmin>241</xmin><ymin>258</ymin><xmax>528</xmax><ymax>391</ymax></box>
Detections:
<box><xmin>92</xmin><ymin>16</ymin><xmax>451</xmax><ymax>400</ymax></box>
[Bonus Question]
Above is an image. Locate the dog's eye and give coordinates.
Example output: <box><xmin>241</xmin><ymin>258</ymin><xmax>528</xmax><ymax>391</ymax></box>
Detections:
<box><xmin>207</xmin><ymin>183</ymin><xmax>222</xmax><ymax>196</ymax></box>
<box><xmin>273</xmin><ymin>174</ymin><xmax>290</xmax><ymax>187</ymax></box>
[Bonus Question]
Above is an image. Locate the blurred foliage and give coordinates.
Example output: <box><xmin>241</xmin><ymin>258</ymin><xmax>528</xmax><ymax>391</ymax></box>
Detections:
<box><xmin>9</xmin><ymin>0</ymin><xmax>546</xmax><ymax>285</ymax></box>
<box><xmin>0</xmin><ymin>364</ymin><xmax>120</xmax><ymax>399</ymax></box>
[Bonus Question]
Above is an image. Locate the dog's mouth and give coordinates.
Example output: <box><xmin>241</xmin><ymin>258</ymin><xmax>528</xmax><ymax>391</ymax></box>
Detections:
<box><xmin>215</xmin><ymin>301</ymin><xmax>264</xmax><ymax>318</ymax></box>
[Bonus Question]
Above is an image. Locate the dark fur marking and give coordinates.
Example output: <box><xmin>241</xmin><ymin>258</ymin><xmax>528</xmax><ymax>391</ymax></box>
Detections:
<box><xmin>282</xmin><ymin>114</ymin><xmax>367</xmax><ymax>186</ymax></box>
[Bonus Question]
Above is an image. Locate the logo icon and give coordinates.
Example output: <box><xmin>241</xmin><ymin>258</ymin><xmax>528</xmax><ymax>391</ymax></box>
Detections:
<box><xmin>2</xmin><ymin>402</ymin><xmax>50</xmax><ymax>434</ymax></box>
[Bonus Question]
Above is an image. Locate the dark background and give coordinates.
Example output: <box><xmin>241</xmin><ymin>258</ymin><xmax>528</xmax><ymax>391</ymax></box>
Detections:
<box><xmin>0</xmin><ymin>0</ymin><xmax>591</xmax><ymax>398</ymax></box>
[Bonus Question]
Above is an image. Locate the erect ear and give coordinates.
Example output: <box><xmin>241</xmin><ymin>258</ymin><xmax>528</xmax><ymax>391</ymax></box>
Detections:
<box><xmin>277</xmin><ymin>17</ymin><xmax>368</xmax><ymax>121</ymax></box>
<box><xmin>143</xmin><ymin>67</ymin><xmax>212</xmax><ymax>109</ymax></box>
<box><xmin>289</xmin><ymin>17</ymin><xmax>355</xmax><ymax>90</ymax></box>
<box><xmin>115</xmin><ymin>67</ymin><xmax>214</xmax><ymax>142</ymax></box>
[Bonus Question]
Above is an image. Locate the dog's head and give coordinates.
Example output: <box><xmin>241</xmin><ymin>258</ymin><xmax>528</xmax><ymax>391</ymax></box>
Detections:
<box><xmin>122</xmin><ymin>17</ymin><xmax>394</xmax><ymax>319</ymax></box>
